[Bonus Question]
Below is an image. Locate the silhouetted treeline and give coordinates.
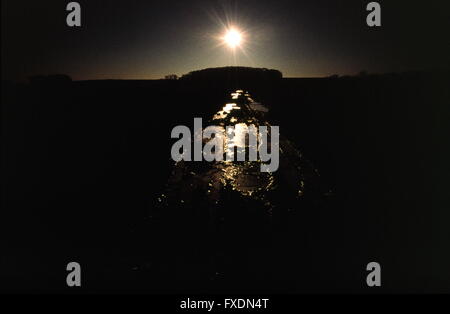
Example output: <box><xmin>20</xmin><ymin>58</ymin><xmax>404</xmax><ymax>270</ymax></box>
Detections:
<box><xmin>180</xmin><ymin>66</ymin><xmax>282</xmax><ymax>90</ymax></box>
<box><xmin>28</xmin><ymin>74</ymin><xmax>72</xmax><ymax>85</ymax></box>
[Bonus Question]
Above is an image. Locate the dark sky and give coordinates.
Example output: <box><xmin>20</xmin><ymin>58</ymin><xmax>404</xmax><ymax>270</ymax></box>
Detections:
<box><xmin>2</xmin><ymin>0</ymin><xmax>449</xmax><ymax>80</ymax></box>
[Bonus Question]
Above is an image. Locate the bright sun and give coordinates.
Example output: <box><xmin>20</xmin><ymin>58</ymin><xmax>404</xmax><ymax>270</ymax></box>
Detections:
<box><xmin>223</xmin><ymin>28</ymin><xmax>243</xmax><ymax>49</ymax></box>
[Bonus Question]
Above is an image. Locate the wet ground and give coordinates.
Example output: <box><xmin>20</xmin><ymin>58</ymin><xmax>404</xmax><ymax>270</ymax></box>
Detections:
<box><xmin>163</xmin><ymin>90</ymin><xmax>323</xmax><ymax>211</ymax></box>
<box><xmin>132</xmin><ymin>90</ymin><xmax>332</xmax><ymax>292</ymax></box>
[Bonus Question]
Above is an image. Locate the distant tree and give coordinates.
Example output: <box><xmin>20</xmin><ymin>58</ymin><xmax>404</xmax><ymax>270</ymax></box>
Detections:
<box><xmin>165</xmin><ymin>74</ymin><xmax>178</xmax><ymax>80</ymax></box>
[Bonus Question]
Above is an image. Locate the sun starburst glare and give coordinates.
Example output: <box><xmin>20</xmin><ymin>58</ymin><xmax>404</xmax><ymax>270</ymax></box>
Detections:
<box><xmin>223</xmin><ymin>28</ymin><xmax>243</xmax><ymax>49</ymax></box>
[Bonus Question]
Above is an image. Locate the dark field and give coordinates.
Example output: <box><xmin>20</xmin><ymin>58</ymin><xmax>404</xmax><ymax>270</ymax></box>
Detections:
<box><xmin>1</xmin><ymin>69</ymin><xmax>449</xmax><ymax>293</ymax></box>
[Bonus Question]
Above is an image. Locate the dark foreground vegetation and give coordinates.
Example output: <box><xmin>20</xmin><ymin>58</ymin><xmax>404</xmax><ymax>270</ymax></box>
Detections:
<box><xmin>1</xmin><ymin>67</ymin><xmax>449</xmax><ymax>293</ymax></box>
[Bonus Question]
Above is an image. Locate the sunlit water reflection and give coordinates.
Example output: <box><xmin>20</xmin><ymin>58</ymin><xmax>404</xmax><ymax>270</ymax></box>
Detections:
<box><xmin>160</xmin><ymin>90</ymin><xmax>320</xmax><ymax>213</ymax></box>
<box><xmin>200</xmin><ymin>91</ymin><xmax>275</xmax><ymax>198</ymax></box>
